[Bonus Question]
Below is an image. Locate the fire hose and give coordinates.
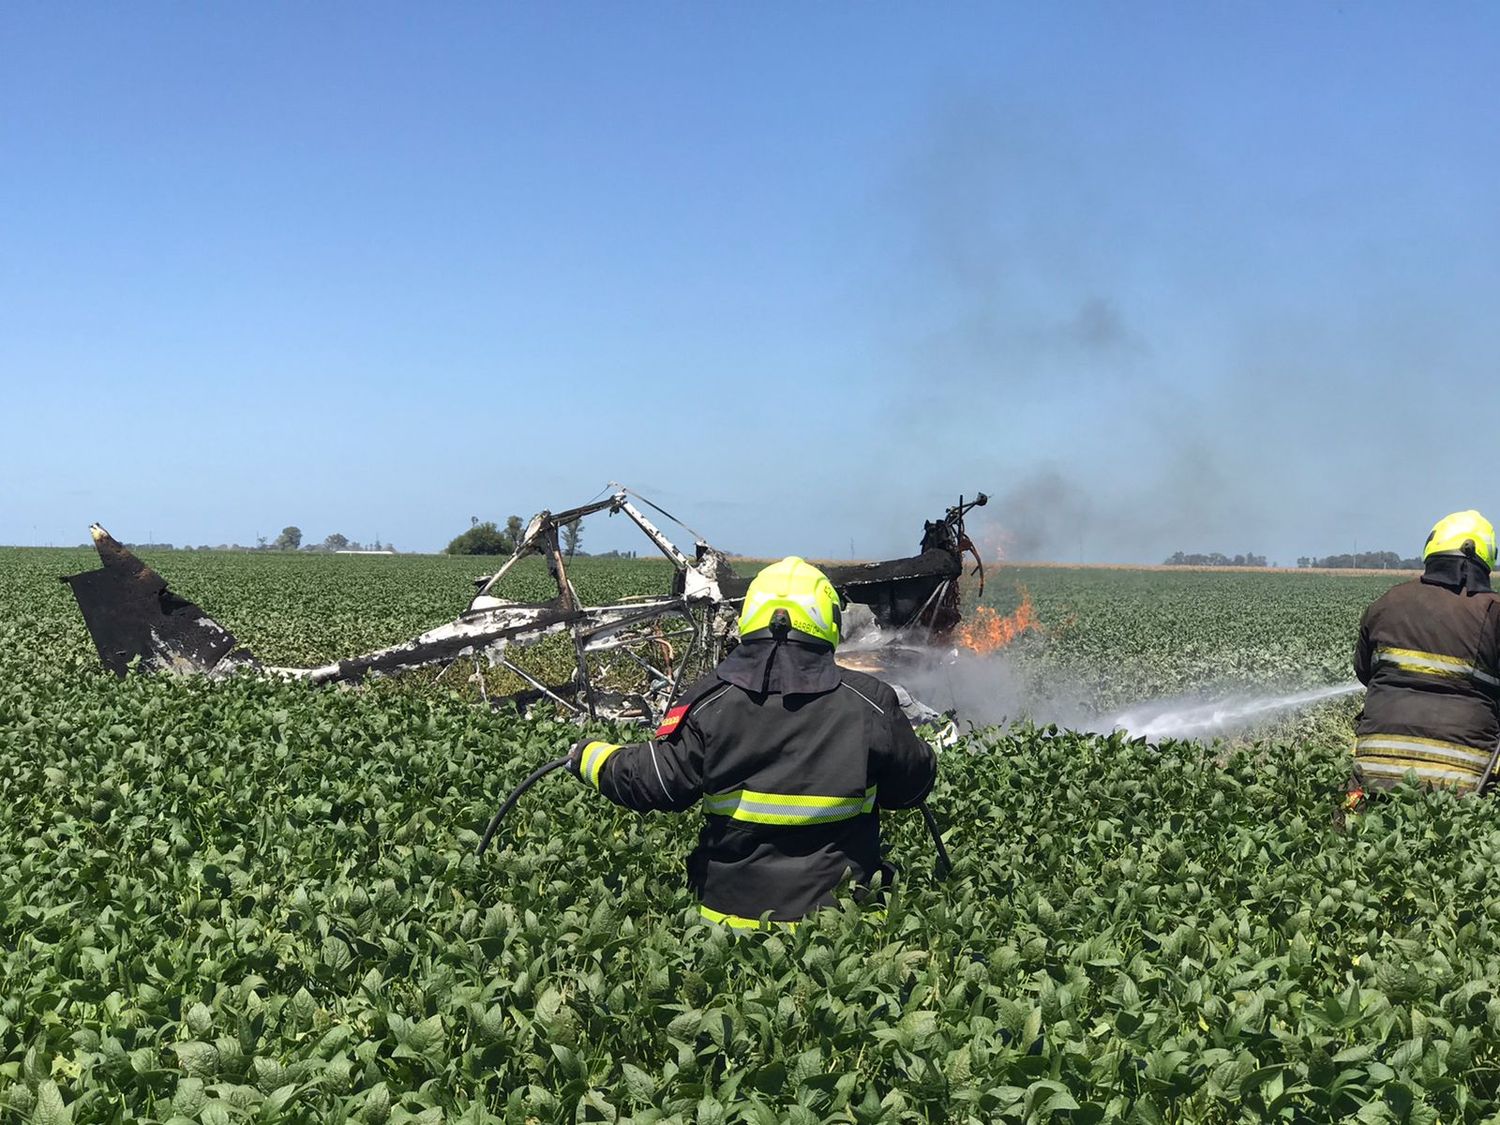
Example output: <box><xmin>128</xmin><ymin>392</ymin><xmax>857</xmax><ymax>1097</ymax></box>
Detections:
<box><xmin>475</xmin><ymin>755</ymin><xmax>571</xmax><ymax>856</ymax></box>
<box><xmin>475</xmin><ymin>755</ymin><xmax>954</xmax><ymax>878</ymax></box>
<box><xmin>921</xmin><ymin>804</ymin><xmax>954</xmax><ymax>877</ymax></box>
<box><xmin>1477</xmin><ymin>735</ymin><xmax>1500</xmax><ymax>797</ymax></box>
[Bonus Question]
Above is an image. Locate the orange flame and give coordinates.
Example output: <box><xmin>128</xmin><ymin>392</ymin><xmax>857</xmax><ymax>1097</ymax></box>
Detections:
<box><xmin>959</xmin><ymin>587</ymin><xmax>1040</xmax><ymax>653</ymax></box>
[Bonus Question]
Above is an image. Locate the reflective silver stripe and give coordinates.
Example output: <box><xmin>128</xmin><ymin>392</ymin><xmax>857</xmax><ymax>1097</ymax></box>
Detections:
<box><xmin>839</xmin><ymin>681</ymin><xmax>885</xmax><ymax>714</ymax></box>
<box><xmin>647</xmin><ymin>743</ymin><xmax>670</xmax><ymax>799</ymax></box>
<box><xmin>1356</xmin><ymin>761</ymin><xmax>1480</xmax><ymax>787</ymax></box>
<box><xmin>581</xmin><ymin>742</ymin><xmax>621</xmax><ymax>788</ymax></box>
<box><xmin>1374</xmin><ymin>646</ymin><xmax>1500</xmax><ymax>688</ymax></box>
<box><xmin>694</xmin><ymin>683</ymin><xmax>733</xmax><ymax>713</ymax></box>
<box><xmin>1355</xmin><ymin>737</ymin><xmax>1492</xmax><ymax>771</ymax></box>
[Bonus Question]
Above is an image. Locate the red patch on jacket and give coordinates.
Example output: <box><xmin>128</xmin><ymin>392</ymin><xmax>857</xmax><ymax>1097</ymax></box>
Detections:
<box><xmin>655</xmin><ymin>704</ymin><xmax>689</xmax><ymax>738</ymax></box>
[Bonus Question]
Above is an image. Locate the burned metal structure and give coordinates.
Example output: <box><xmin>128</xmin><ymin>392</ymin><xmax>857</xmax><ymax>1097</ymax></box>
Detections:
<box><xmin>62</xmin><ymin>525</ymin><xmax>258</xmax><ymax>679</ymax></box>
<box><xmin>62</xmin><ymin>487</ymin><xmax>987</xmax><ymax>726</ymax></box>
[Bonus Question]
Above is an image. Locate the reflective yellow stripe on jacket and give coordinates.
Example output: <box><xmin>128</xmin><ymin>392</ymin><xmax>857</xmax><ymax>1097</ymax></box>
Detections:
<box><xmin>1355</xmin><ymin>733</ymin><xmax>1494</xmax><ymax>792</ymax></box>
<box><xmin>702</xmin><ymin>786</ymin><xmax>877</xmax><ymax>826</ymax></box>
<box><xmin>696</xmin><ymin>904</ymin><xmax>885</xmax><ymax>930</ymax></box>
<box><xmin>698</xmin><ymin>904</ymin><xmax>798</xmax><ymax>930</ymax></box>
<box><xmin>580</xmin><ymin>741</ymin><xmax>621</xmax><ymax>789</ymax></box>
<box><xmin>1374</xmin><ymin>645</ymin><xmax>1500</xmax><ymax>689</ymax></box>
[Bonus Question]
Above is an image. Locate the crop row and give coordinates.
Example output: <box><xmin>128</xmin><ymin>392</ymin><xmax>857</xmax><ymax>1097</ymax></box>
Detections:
<box><xmin>6</xmin><ymin>549</ymin><xmax>1479</xmax><ymax>1122</ymax></box>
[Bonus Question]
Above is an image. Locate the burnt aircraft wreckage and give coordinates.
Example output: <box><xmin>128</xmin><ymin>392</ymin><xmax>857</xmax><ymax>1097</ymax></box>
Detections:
<box><xmin>61</xmin><ymin>487</ymin><xmax>988</xmax><ymax>727</ymax></box>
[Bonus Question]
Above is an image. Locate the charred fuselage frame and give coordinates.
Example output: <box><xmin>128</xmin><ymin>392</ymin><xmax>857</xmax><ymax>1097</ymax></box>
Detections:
<box><xmin>62</xmin><ymin>488</ymin><xmax>987</xmax><ymax>725</ymax></box>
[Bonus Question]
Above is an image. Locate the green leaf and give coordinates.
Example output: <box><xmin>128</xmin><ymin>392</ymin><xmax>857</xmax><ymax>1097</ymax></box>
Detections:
<box><xmin>667</xmin><ymin>1009</ymin><xmax>704</xmax><ymax>1040</ymax></box>
<box><xmin>171</xmin><ymin>1042</ymin><xmax>219</xmax><ymax>1079</ymax></box>
<box><xmin>621</xmin><ymin>1063</ymin><xmax>657</xmax><ymax>1103</ymax></box>
<box><xmin>549</xmin><ymin>1044</ymin><xmax>583</xmax><ymax>1080</ymax></box>
<box><xmin>1037</xmin><ymin>1088</ymin><xmax>1080</xmax><ymax>1114</ymax></box>
<box><xmin>30</xmin><ymin>1081</ymin><xmax>72</xmax><ymax>1125</ymax></box>
<box><xmin>172</xmin><ymin>1077</ymin><xmax>208</xmax><ymax>1116</ymax></box>
<box><xmin>289</xmin><ymin>988</ymin><xmax>317</xmax><ymax>1029</ymax></box>
<box><xmin>186</xmin><ymin>1003</ymin><xmax>214</xmax><ymax>1038</ymax></box>
<box><xmin>361</xmin><ymin>1083</ymin><xmax>392</xmax><ymax>1125</ymax></box>
<box><xmin>261</xmin><ymin>1084</ymin><xmax>300</xmax><ymax>1118</ymax></box>
<box><xmin>788</xmin><ymin>1049</ymin><xmax>824</xmax><ymax>1088</ymax></box>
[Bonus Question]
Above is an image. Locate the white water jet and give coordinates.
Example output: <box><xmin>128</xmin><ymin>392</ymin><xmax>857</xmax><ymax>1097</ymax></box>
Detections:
<box><xmin>1100</xmin><ymin>682</ymin><xmax>1362</xmax><ymax>741</ymax></box>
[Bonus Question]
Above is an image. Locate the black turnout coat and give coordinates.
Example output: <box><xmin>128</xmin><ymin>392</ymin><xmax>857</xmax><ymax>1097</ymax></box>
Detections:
<box><xmin>582</xmin><ymin>638</ymin><xmax>937</xmax><ymax>923</ymax></box>
<box><xmin>1353</xmin><ymin>554</ymin><xmax>1500</xmax><ymax>793</ymax></box>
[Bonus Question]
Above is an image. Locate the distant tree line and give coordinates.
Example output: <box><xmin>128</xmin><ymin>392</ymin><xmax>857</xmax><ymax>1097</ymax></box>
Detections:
<box><xmin>445</xmin><ymin>516</ymin><xmax>586</xmax><ymax>557</ymax></box>
<box><xmin>1296</xmin><ymin>551</ymin><xmax>1421</xmax><ymax>569</ymax></box>
<box><xmin>297</xmin><ymin>530</ymin><xmax>394</xmax><ymax>553</ymax></box>
<box><xmin>1163</xmin><ymin>552</ymin><xmax>1268</xmax><ymax>567</ymax></box>
<box><xmin>121</xmin><ymin>526</ymin><xmax>396</xmax><ymax>553</ymax></box>
<box><xmin>1163</xmin><ymin>549</ymin><xmax>1424</xmax><ymax>570</ymax></box>
<box><xmin>271</xmin><ymin>527</ymin><xmax>394</xmax><ymax>552</ymax></box>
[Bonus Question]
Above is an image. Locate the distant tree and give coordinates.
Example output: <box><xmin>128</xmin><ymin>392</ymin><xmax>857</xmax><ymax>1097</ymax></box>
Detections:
<box><xmin>1163</xmin><ymin>551</ymin><xmax>1267</xmax><ymax>568</ymax></box>
<box><xmin>505</xmin><ymin>515</ymin><xmax>524</xmax><ymax>547</ymax></box>
<box><xmin>324</xmin><ymin>532</ymin><xmax>349</xmax><ymax>551</ymax></box>
<box><xmin>274</xmin><ymin>526</ymin><xmax>302</xmax><ymax>551</ymax></box>
<box><xmin>563</xmin><ymin>518</ymin><xmax>583</xmax><ymax>558</ymax></box>
<box><xmin>1305</xmin><ymin>550</ymin><xmax>1420</xmax><ymax>570</ymax></box>
<box><xmin>447</xmin><ymin>520</ymin><xmax>513</xmax><ymax>555</ymax></box>
<box><xmin>255</xmin><ymin>535</ymin><xmax>268</xmax><ymax>551</ymax></box>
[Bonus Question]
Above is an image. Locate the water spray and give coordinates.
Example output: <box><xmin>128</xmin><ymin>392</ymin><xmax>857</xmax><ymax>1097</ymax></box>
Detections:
<box><xmin>1100</xmin><ymin>682</ymin><xmax>1362</xmax><ymax>742</ymax></box>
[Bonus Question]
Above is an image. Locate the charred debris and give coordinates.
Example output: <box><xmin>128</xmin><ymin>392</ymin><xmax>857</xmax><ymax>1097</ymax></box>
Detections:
<box><xmin>61</xmin><ymin>487</ymin><xmax>987</xmax><ymax>726</ymax></box>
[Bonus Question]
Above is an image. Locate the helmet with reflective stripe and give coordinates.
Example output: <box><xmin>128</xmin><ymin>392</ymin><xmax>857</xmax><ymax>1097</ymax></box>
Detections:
<box><xmin>1425</xmin><ymin>510</ymin><xmax>1497</xmax><ymax>572</ymax></box>
<box><xmin>738</xmin><ymin>556</ymin><xmax>842</xmax><ymax>647</ymax></box>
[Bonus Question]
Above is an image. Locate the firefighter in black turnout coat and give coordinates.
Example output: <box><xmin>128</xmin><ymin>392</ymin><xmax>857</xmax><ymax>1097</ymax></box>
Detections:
<box><xmin>1351</xmin><ymin>510</ymin><xmax>1500</xmax><ymax>796</ymax></box>
<box><xmin>568</xmin><ymin>556</ymin><xmax>938</xmax><ymax>926</ymax></box>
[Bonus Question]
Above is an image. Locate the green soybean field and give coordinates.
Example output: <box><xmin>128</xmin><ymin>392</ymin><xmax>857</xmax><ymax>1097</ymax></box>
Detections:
<box><xmin>8</xmin><ymin>549</ymin><xmax>1500</xmax><ymax>1123</ymax></box>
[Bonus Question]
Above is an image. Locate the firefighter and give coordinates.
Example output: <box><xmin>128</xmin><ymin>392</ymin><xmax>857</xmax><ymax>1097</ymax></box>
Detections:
<box><xmin>1350</xmin><ymin>510</ymin><xmax>1500</xmax><ymax>798</ymax></box>
<box><xmin>567</xmin><ymin>556</ymin><xmax>938</xmax><ymax>927</ymax></box>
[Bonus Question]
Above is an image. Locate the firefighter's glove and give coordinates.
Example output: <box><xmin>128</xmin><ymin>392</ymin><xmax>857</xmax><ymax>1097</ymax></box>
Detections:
<box><xmin>566</xmin><ymin>739</ymin><xmax>588</xmax><ymax>781</ymax></box>
<box><xmin>568</xmin><ymin>739</ymin><xmax>622</xmax><ymax>789</ymax></box>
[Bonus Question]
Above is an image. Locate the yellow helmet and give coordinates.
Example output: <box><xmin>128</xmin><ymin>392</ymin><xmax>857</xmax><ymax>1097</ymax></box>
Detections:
<box><xmin>738</xmin><ymin>557</ymin><xmax>842</xmax><ymax>647</ymax></box>
<box><xmin>1424</xmin><ymin>510</ymin><xmax>1497</xmax><ymax>571</ymax></box>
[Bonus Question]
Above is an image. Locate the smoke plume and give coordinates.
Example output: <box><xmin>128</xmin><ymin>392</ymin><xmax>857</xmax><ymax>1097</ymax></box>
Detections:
<box><xmin>844</xmin><ymin>91</ymin><xmax>1500</xmax><ymax>565</ymax></box>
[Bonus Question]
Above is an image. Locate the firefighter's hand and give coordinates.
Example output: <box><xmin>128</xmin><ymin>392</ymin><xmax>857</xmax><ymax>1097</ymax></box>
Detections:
<box><xmin>566</xmin><ymin>739</ymin><xmax>589</xmax><ymax>783</ymax></box>
<box><xmin>569</xmin><ymin>739</ymin><xmax>625</xmax><ymax>788</ymax></box>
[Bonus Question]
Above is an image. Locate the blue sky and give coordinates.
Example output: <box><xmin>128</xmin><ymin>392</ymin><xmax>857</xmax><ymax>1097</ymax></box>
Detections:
<box><xmin>4</xmin><ymin>3</ymin><xmax>1497</xmax><ymax>562</ymax></box>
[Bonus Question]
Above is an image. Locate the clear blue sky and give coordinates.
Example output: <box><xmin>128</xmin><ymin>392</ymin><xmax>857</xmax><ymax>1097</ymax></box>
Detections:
<box><xmin>4</xmin><ymin>3</ymin><xmax>1497</xmax><ymax>562</ymax></box>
